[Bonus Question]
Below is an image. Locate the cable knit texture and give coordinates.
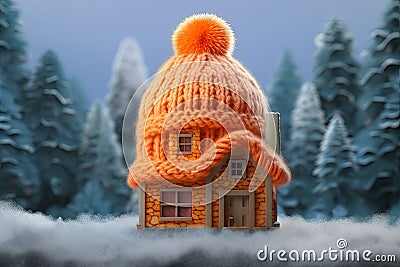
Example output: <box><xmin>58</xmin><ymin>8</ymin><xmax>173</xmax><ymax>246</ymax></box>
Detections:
<box><xmin>127</xmin><ymin>14</ymin><xmax>291</xmax><ymax>188</ymax></box>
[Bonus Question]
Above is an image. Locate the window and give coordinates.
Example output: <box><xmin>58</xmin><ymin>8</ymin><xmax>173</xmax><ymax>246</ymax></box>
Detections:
<box><xmin>178</xmin><ymin>134</ymin><xmax>192</xmax><ymax>154</ymax></box>
<box><xmin>229</xmin><ymin>159</ymin><xmax>246</xmax><ymax>178</ymax></box>
<box><xmin>160</xmin><ymin>189</ymin><xmax>192</xmax><ymax>219</ymax></box>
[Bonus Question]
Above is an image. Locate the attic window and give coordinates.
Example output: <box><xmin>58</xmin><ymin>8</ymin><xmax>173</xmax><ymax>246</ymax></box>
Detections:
<box><xmin>160</xmin><ymin>189</ymin><xmax>192</xmax><ymax>220</ymax></box>
<box><xmin>178</xmin><ymin>134</ymin><xmax>192</xmax><ymax>154</ymax></box>
<box><xmin>229</xmin><ymin>159</ymin><xmax>246</xmax><ymax>178</ymax></box>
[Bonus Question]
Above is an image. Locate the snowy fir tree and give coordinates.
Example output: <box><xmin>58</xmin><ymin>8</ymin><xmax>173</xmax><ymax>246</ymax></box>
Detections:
<box><xmin>61</xmin><ymin>102</ymin><xmax>133</xmax><ymax>218</ymax></box>
<box><xmin>0</xmin><ymin>0</ymin><xmax>39</xmax><ymax>210</ymax></box>
<box><xmin>23</xmin><ymin>50</ymin><xmax>81</xmax><ymax>211</ymax></box>
<box><xmin>0</xmin><ymin>0</ymin><xmax>29</xmax><ymax>97</ymax></box>
<box><xmin>268</xmin><ymin>50</ymin><xmax>301</xmax><ymax>148</ymax></box>
<box><xmin>0</xmin><ymin>76</ymin><xmax>40</xmax><ymax>210</ymax></box>
<box><xmin>356</xmin><ymin>0</ymin><xmax>400</xmax><ymax>214</ymax></box>
<box><xmin>68</xmin><ymin>77</ymin><xmax>88</xmax><ymax>124</ymax></box>
<box><xmin>388</xmin><ymin>200</ymin><xmax>400</xmax><ymax>223</ymax></box>
<box><xmin>311</xmin><ymin>113</ymin><xmax>369</xmax><ymax>219</ymax></box>
<box><xmin>359</xmin><ymin>0</ymin><xmax>400</xmax><ymax>126</ymax></box>
<box><xmin>107</xmin><ymin>37</ymin><xmax>147</xmax><ymax>142</ymax></box>
<box><xmin>356</xmin><ymin>78</ymin><xmax>399</xmax><ymax>213</ymax></box>
<box><xmin>279</xmin><ymin>83</ymin><xmax>325</xmax><ymax>216</ymax></box>
<box><xmin>287</xmin><ymin>83</ymin><xmax>326</xmax><ymax>179</ymax></box>
<box><xmin>313</xmin><ymin>17</ymin><xmax>361</xmax><ymax>134</ymax></box>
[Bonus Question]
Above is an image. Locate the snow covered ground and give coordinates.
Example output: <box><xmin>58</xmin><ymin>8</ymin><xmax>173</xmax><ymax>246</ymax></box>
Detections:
<box><xmin>0</xmin><ymin>202</ymin><xmax>399</xmax><ymax>267</ymax></box>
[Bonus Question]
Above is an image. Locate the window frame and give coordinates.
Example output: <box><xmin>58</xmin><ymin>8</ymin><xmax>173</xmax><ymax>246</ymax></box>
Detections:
<box><xmin>159</xmin><ymin>188</ymin><xmax>193</xmax><ymax>221</ymax></box>
<box><xmin>228</xmin><ymin>159</ymin><xmax>247</xmax><ymax>179</ymax></box>
<box><xmin>178</xmin><ymin>133</ymin><xmax>193</xmax><ymax>154</ymax></box>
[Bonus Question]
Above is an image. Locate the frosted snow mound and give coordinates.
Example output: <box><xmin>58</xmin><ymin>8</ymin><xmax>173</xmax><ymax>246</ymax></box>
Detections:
<box><xmin>361</xmin><ymin>58</ymin><xmax>400</xmax><ymax>86</ymax></box>
<box><xmin>0</xmin><ymin>18</ymin><xmax>9</xmax><ymax>28</ymax></box>
<box><xmin>45</xmin><ymin>75</ymin><xmax>59</xmax><ymax>84</ymax></box>
<box><xmin>376</xmin><ymin>32</ymin><xmax>400</xmax><ymax>51</ymax></box>
<box><xmin>371</xmin><ymin>28</ymin><xmax>389</xmax><ymax>38</ymax></box>
<box><xmin>0</xmin><ymin>40</ymin><xmax>11</xmax><ymax>50</ymax></box>
<box><xmin>0</xmin><ymin>202</ymin><xmax>399</xmax><ymax>267</ymax></box>
<box><xmin>43</xmin><ymin>89</ymin><xmax>72</xmax><ymax>105</ymax></box>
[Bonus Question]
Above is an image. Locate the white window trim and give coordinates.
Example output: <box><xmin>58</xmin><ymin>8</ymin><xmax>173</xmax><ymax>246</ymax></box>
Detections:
<box><xmin>160</xmin><ymin>188</ymin><xmax>193</xmax><ymax>221</ymax></box>
<box><xmin>228</xmin><ymin>159</ymin><xmax>247</xmax><ymax>179</ymax></box>
<box><xmin>178</xmin><ymin>133</ymin><xmax>193</xmax><ymax>154</ymax></box>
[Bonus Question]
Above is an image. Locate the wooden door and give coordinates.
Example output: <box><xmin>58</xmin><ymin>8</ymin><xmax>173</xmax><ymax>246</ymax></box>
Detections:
<box><xmin>224</xmin><ymin>195</ymin><xmax>249</xmax><ymax>227</ymax></box>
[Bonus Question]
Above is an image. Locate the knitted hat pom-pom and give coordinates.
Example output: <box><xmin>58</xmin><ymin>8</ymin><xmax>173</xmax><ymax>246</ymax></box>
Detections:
<box><xmin>172</xmin><ymin>14</ymin><xmax>235</xmax><ymax>56</ymax></box>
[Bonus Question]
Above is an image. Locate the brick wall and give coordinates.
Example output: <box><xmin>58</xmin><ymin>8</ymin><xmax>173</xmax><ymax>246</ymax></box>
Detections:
<box><xmin>143</xmin><ymin>128</ymin><xmax>275</xmax><ymax>228</ymax></box>
<box><xmin>144</xmin><ymin>181</ymin><xmax>206</xmax><ymax>228</ymax></box>
<box><xmin>211</xmin><ymin>160</ymin><xmax>273</xmax><ymax>228</ymax></box>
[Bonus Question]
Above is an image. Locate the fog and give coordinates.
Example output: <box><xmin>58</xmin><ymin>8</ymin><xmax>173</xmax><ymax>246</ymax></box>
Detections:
<box><xmin>16</xmin><ymin>0</ymin><xmax>386</xmax><ymax>103</ymax></box>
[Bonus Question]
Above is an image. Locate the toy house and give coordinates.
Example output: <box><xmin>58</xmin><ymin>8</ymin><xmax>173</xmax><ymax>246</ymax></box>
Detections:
<box><xmin>127</xmin><ymin>14</ymin><xmax>291</xmax><ymax>229</ymax></box>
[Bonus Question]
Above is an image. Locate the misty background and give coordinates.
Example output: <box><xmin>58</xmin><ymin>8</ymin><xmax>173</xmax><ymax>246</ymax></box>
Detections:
<box><xmin>1</xmin><ymin>1</ymin><xmax>399</xmax><ymax>265</ymax></box>
<box><xmin>1</xmin><ymin>0</ymin><xmax>398</xmax><ymax>218</ymax></box>
<box><xmin>17</xmin><ymin>0</ymin><xmax>385</xmax><ymax>102</ymax></box>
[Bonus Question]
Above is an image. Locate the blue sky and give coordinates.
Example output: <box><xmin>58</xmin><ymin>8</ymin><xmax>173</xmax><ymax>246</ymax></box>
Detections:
<box><xmin>16</xmin><ymin>0</ymin><xmax>386</xmax><ymax>104</ymax></box>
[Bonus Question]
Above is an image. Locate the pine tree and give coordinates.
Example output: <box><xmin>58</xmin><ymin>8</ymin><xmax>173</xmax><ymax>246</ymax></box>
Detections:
<box><xmin>23</xmin><ymin>50</ymin><xmax>81</xmax><ymax>211</ymax></box>
<box><xmin>280</xmin><ymin>83</ymin><xmax>325</xmax><ymax>216</ymax></box>
<box><xmin>359</xmin><ymin>0</ymin><xmax>400</xmax><ymax>124</ymax></box>
<box><xmin>0</xmin><ymin>76</ymin><xmax>40</xmax><ymax>209</ymax></box>
<box><xmin>313</xmin><ymin>17</ymin><xmax>361</xmax><ymax>134</ymax></box>
<box><xmin>268</xmin><ymin>50</ymin><xmax>301</xmax><ymax>147</ymax></box>
<box><xmin>68</xmin><ymin>77</ymin><xmax>88</xmax><ymax>124</ymax></box>
<box><xmin>107</xmin><ymin>37</ymin><xmax>147</xmax><ymax>141</ymax></box>
<box><xmin>356</xmin><ymin>0</ymin><xmax>400</xmax><ymax>213</ymax></box>
<box><xmin>311</xmin><ymin>113</ymin><xmax>369</xmax><ymax>219</ymax></box>
<box><xmin>62</xmin><ymin>102</ymin><xmax>132</xmax><ymax>218</ymax></box>
<box><xmin>0</xmin><ymin>0</ymin><xmax>39</xmax><ymax>210</ymax></box>
<box><xmin>0</xmin><ymin>0</ymin><xmax>29</xmax><ymax>94</ymax></box>
<box><xmin>288</xmin><ymin>83</ymin><xmax>326</xmax><ymax>177</ymax></box>
<box><xmin>388</xmin><ymin>200</ymin><xmax>400</xmax><ymax>223</ymax></box>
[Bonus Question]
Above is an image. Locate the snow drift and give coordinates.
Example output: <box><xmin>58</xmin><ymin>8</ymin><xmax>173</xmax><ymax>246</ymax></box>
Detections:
<box><xmin>0</xmin><ymin>202</ymin><xmax>399</xmax><ymax>267</ymax></box>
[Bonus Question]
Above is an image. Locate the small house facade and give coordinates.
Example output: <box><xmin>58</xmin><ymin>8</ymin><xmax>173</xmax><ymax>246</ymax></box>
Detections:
<box><xmin>136</xmin><ymin>113</ymin><xmax>282</xmax><ymax>229</ymax></box>
<box><xmin>126</xmin><ymin>14</ymin><xmax>291</xmax><ymax>229</ymax></box>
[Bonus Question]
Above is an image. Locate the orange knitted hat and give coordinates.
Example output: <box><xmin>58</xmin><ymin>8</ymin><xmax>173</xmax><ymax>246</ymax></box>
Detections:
<box><xmin>127</xmin><ymin>14</ymin><xmax>291</xmax><ymax>189</ymax></box>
